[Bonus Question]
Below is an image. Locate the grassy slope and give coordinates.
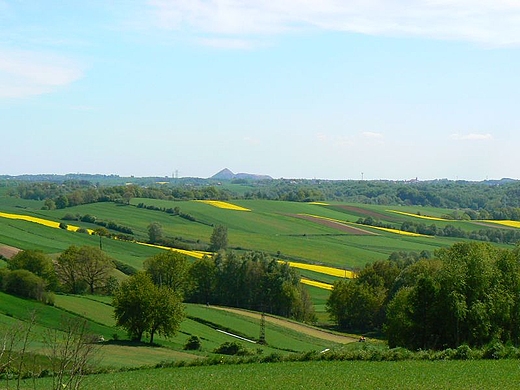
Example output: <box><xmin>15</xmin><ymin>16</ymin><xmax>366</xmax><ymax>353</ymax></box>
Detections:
<box><xmin>52</xmin><ymin>295</ymin><xmax>339</xmax><ymax>354</ymax></box>
<box><xmin>22</xmin><ymin>359</ymin><xmax>520</xmax><ymax>390</ymax></box>
<box><xmin>1</xmin><ymin>195</ymin><xmax>516</xmax><ymax>333</ymax></box>
<box><xmin>1</xmin><ymin>291</ymin><xmax>342</xmax><ymax>371</ymax></box>
<box><xmin>0</xmin><ymin>196</ymin><xmax>513</xmax><ymax>285</ymax></box>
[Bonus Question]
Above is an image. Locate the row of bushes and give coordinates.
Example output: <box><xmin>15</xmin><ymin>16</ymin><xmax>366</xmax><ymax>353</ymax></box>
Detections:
<box><xmin>136</xmin><ymin>202</ymin><xmax>213</xmax><ymax>226</ymax></box>
<box><xmin>169</xmin><ymin>340</ymin><xmax>520</xmax><ymax>370</ymax></box>
<box><xmin>62</xmin><ymin>213</ymin><xmax>134</xmax><ymax>235</ymax></box>
<box><xmin>0</xmin><ymin>268</ymin><xmax>55</xmax><ymax>304</ymax></box>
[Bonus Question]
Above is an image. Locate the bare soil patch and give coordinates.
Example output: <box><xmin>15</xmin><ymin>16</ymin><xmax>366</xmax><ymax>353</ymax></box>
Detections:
<box><xmin>334</xmin><ymin>205</ymin><xmax>396</xmax><ymax>221</ymax></box>
<box><xmin>213</xmin><ymin>306</ymin><xmax>357</xmax><ymax>344</ymax></box>
<box><xmin>290</xmin><ymin>214</ymin><xmax>376</xmax><ymax>235</ymax></box>
<box><xmin>0</xmin><ymin>245</ymin><xmax>21</xmax><ymax>259</ymax></box>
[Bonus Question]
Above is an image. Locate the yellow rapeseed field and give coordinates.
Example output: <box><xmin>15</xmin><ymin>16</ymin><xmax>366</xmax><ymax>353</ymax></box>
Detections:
<box><xmin>300</xmin><ymin>278</ymin><xmax>333</xmax><ymax>290</ymax></box>
<box><xmin>280</xmin><ymin>260</ymin><xmax>355</xmax><ymax>279</ymax></box>
<box><xmin>482</xmin><ymin>220</ymin><xmax>520</xmax><ymax>228</ymax></box>
<box><xmin>136</xmin><ymin>242</ymin><xmax>211</xmax><ymax>259</ymax></box>
<box><xmin>0</xmin><ymin>211</ymin><xmax>94</xmax><ymax>234</ymax></box>
<box><xmin>387</xmin><ymin>210</ymin><xmax>448</xmax><ymax>221</ymax></box>
<box><xmin>363</xmin><ymin>225</ymin><xmax>431</xmax><ymax>237</ymax></box>
<box><xmin>308</xmin><ymin>202</ymin><xmax>330</xmax><ymax>206</ymax></box>
<box><xmin>195</xmin><ymin>200</ymin><xmax>251</xmax><ymax>211</ymax></box>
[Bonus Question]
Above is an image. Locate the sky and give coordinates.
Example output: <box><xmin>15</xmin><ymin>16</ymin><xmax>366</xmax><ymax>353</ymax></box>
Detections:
<box><xmin>1</xmin><ymin>1</ymin><xmax>519</xmax><ymax>181</ymax></box>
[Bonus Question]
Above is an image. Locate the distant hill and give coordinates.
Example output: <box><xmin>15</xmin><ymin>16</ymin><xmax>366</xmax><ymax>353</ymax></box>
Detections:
<box><xmin>210</xmin><ymin>168</ymin><xmax>273</xmax><ymax>181</ymax></box>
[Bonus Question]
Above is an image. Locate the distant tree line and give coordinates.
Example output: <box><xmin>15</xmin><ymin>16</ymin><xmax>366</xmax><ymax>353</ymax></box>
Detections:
<box><xmin>9</xmin><ymin>179</ymin><xmax>520</xmax><ymax>220</ymax></box>
<box><xmin>327</xmin><ymin>242</ymin><xmax>520</xmax><ymax>350</ymax></box>
<box><xmin>62</xmin><ymin>213</ymin><xmax>134</xmax><ymax>235</ymax></box>
<box><xmin>11</xmin><ymin>181</ymin><xmax>233</xmax><ymax>207</ymax></box>
<box><xmin>357</xmin><ymin>217</ymin><xmax>520</xmax><ymax>244</ymax></box>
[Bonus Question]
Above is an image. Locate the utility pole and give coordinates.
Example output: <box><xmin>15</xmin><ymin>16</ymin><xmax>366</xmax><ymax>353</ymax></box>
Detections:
<box><xmin>259</xmin><ymin>311</ymin><xmax>266</xmax><ymax>345</ymax></box>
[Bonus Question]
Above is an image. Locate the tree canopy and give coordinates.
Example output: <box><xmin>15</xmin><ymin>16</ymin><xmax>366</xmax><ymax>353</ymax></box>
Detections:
<box><xmin>327</xmin><ymin>243</ymin><xmax>520</xmax><ymax>350</ymax></box>
<box><xmin>113</xmin><ymin>272</ymin><xmax>185</xmax><ymax>343</ymax></box>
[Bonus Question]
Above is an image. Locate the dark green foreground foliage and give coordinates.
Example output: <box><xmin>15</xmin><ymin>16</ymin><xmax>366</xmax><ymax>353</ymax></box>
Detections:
<box><xmin>188</xmin><ymin>251</ymin><xmax>315</xmax><ymax>322</ymax></box>
<box><xmin>19</xmin><ymin>351</ymin><xmax>520</xmax><ymax>390</ymax></box>
<box><xmin>328</xmin><ymin>242</ymin><xmax>520</xmax><ymax>350</ymax></box>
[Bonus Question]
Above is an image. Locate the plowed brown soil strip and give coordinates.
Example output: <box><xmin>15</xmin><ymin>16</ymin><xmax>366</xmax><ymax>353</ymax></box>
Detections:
<box><xmin>0</xmin><ymin>245</ymin><xmax>21</xmax><ymax>259</ymax></box>
<box><xmin>334</xmin><ymin>205</ymin><xmax>397</xmax><ymax>221</ymax></box>
<box><xmin>291</xmin><ymin>214</ymin><xmax>376</xmax><ymax>235</ymax></box>
<box><xmin>213</xmin><ymin>306</ymin><xmax>357</xmax><ymax>344</ymax></box>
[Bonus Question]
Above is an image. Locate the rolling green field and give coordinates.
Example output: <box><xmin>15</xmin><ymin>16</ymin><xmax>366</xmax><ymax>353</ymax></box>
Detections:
<box><xmin>0</xmin><ymin>197</ymin><xmax>496</xmax><ymax>272</ymax></box>
<box><xmin>2</xmin><ymin>192</ymin><xmax>520</xmax><ymax>388</ymax></box>
<box><xmin>0</xmin><ymin>194</ymin><xmax>515</xmax><ymax>318</ymax></box>
<box><xmin>18</xmin><ymin>359</ymin><xmax>520</xmax><ymax>390</ymax></box>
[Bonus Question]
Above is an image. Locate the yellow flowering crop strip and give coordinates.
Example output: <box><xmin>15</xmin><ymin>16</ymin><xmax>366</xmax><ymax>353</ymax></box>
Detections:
<box><xmin>482</xmin><ymin>220</ymin><xmax>520</xmax><ymax>229</ymax></box>
<box><xmin>279</xmin><ymin>260</ymin><xmax>355</xmax><ymax>279</ymax></box>
<box><xmin>308</xmin><ymin>202</ymin><xmax>330</xmax><ymax>206</ymax></box>
<box><xmin>195</xmin><ymin>200</ymin><xmax>251</xmax><ymax>211</ymax></box>
<box><xmin>363</xmin><ymin>225</ymin><xmax>430</xmax><ymax>237</ymax></box>
<box><xmin>386</xmin><ymin>210</ymin><xmax>449</xmax><ymax>221</ymax></box>
<box><xmin>0</xmin><ymin>211</ymin><xmax>94</xmax><ymax>234</ymax></box>
<box><xmin>136</xmin><ymin>242</ymin><xmax>211</xmax><ymax>259</ymax></box>
<box><xmin>300</xmin><ymin>278</ymin><xmax>333</xmax><ymax>290</ymax></box>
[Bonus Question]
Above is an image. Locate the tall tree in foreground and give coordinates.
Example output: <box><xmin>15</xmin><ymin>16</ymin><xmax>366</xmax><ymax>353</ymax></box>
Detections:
<box><xmin>113</xmin><ymin>272</ymin><xmax>185</xmax><ymax>343</ymax></box>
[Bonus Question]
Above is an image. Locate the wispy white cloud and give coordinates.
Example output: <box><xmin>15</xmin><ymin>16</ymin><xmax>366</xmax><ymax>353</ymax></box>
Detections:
<box><xmin>362</xmin><ymin>131</ymin><xmax>384</xmax><ymax>139</ymax></box>
<box><xmin>450</xmin><ymin>133</ymin><xmax>494</xmax><ymax>141</ymax></box>
<box><xmin>243</xmin><ymin>136</ymin><xmax>261</xmax><ymax>145</ymax></box>
<box><xmin>0</xmin><ymin>49</ymin><xmax>84</xmax><ymax>98</ymax></box>
<box><xmin>146</xmin><ymin>0</ymin><xmax>520</xmax><ymax>47</ymax></box>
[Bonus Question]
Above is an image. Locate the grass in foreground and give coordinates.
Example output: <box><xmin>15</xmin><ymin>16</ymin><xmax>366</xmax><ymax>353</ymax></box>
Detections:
<box><xmin>18</xmin><ymin>359</ymin><xmax>520</xmax><ymax>390</ymax></box>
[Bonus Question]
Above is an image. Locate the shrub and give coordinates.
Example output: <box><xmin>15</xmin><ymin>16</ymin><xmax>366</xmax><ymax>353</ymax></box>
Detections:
<box><xmin>213</xmin><ymin>342</ymin><xmax>251</xmax><ymax>356</ymax></box>
<box><xmin>453</xmin><ymin>344</ymin><xmax>473</xmax><ymax>360</ymax></box>
<box><xmin>3</xmin><ymin>269</ymin><xmax>46</xmax><ymax>300</ymax></box>
<box><xmin>184</xmin><ymin>336</ymin><xmax>202</xmax><ymax>351</ymax></box>
<box><xmin>483</xmin><ymin>341</ymin><xmax>505</xmax><ymax>359</ymax></box>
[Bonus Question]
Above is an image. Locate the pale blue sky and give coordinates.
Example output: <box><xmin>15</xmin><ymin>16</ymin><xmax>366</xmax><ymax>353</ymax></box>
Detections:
<box><xmin>1</xmin><ymin>1</ymin><xmax>519</xmax><ymax>180</ymax></box>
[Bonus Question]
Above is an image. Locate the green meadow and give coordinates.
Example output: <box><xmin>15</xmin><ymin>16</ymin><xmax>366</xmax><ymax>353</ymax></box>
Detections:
<box><xmin>17</xmin><ymin>359</ymin><xmax>520</xmax><ymax>390</ymax></box>
<box><xmin>2</xmin><ymin>192</ymin><xmax>520</xmax><ymax>388</ymax></box>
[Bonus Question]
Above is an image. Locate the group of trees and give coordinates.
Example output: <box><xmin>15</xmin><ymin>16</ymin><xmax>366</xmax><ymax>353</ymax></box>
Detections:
<box><xmin>0</xmin><ymin>246</ymin><xmax>116</xmax><ymax>303</ymax></box>
<box><xmin>188</xmin><ymin>252</ymin><xmax>315</xmax><ymax>322</ymax></box>
<box><xmin>111</xmin><ymin>249</ymin><xmax>316</xmax><ymax>344</ymax></box>
<box><xmin>146</xmin><ymin>222</ymin><xmax>228</xmax><ymax>252</ymax></box>
<box><xmin>327</xmin><ymin>242</ymin><xmax>520</xmax><ymax>350</ymax></box>
<box><xmin>357</xmin><ymin>217</ymin><xmax>520</xmax><ymax>244</ymax></box>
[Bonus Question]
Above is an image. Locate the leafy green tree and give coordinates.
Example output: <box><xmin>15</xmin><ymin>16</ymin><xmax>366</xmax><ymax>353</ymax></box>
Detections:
<box><xmin>55</xmin><ymin>246</ymin><xmax>87</xmax><ymax>294</ymax></box>
<box><xmin>384</xmin><ymin>287</ymin><xmax>414</xmax><ymax>348</ymax></box>
<box><xmin>210</xmin><ymin>224</ymin><xmax>228</xmax><ymax>251</ymax></box>
<box><xmin>8</xmin><ymin>249</ymin><xmax>57</xmax><ymax>290</ymax></box>
<box><xmin>113</xmin><ymin>272</ymin><xmax>185</xmax><ymax>343</ymax></box>
<box><xmin>187</xmin><ymin>256</ymin><xmax>216</xmax><ymax>304</ymax></box>
<box><xmin>148</xmin><ymin>286</ymin><xmax>185</xmax><ymax>344</ymax></box>
<box><xmin>55</xmin><ymin>195</ymin><xmax>69</xmax><ymax>209</ymax></box>
<box><xmin>147</xmin><ymin>222</ymin><xmax>163</xmax><ymax>244</ymax></box>
<box><xmin>326</xmin><ymin>279</ymin><xmax>385</xmax><ymax>332</ymax></box>
<box><xmin>144</xmin><ymin>250</ymin><xmax>189</xmax><ymax>295</ymax></box>
<box><xmin>76</xmin><ymin>246</ymin><xmax>115</xmax><ymax>294</ymax></box>
<box><xmin>408</xmin><ymin>275</ymin><xmax>441</xmax><ymax>349</ymax></box>
<box><xmin>55</xmin><ymin>245</ymin><xmax>114</xmax><ymax>294</ymax></box>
